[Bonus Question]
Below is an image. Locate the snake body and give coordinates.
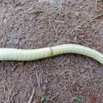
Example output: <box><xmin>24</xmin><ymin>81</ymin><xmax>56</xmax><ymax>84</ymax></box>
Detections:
<box><xmin>0</xmin><ymin>44</ymin><xmax>103</xmax><ymax>64</ymax></box>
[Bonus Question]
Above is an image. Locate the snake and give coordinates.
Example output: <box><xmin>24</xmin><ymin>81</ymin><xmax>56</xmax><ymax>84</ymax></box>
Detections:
<box><xmin>0</xmin><ymin>44</ymin><xmax>103</xmax><ymax>64</ymax></box>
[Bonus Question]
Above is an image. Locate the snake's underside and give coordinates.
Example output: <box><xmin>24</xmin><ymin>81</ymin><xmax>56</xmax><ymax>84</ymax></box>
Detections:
<box><xmin>0</xmin><ymin>44</ymin><xmax>103</xmax><ymax>64</ymax></box>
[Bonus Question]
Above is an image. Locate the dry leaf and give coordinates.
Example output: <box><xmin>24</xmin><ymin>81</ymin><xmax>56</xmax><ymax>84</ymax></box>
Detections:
<box><xmin>89</xmin><ymin>92</ymin><xmax>100</xmax><ymax>103</ymax></box>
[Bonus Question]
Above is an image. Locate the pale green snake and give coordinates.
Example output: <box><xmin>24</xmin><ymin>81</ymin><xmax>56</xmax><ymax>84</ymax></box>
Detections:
<box><xmin>0</xmin><ymin>44</ymin><xmax>103</xmax><ymax>64</ymax></box>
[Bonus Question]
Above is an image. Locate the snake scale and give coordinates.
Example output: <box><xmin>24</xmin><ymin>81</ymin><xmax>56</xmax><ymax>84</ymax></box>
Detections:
<box><xmin>0</xmin><ymin>44</ymin><xmax>103</xmax><ymax>64</ymax></box>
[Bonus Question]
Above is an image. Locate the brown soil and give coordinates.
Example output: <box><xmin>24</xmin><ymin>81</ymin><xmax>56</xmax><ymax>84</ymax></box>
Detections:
<box><xmin>0</xmin><ymin>0</ymin><xmax>103</xmax><ymax>103</ymax></box>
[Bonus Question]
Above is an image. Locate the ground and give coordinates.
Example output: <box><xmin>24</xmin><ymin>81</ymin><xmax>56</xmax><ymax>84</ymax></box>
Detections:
<box><xmin>0</xmin><ymin>0</ymin><xmax>103</xmax><ymax>103</ymax></box>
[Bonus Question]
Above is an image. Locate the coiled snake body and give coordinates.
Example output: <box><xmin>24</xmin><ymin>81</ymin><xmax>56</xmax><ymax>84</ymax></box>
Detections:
<box><xmin>0</xmin><ymin>44</ymin><xmax>103</xmax><ymax>64</ymax></box>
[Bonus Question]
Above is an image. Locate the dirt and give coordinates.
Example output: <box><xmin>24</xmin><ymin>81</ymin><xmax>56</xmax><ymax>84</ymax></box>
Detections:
<box><xmin>0</xmin><ymin>0</ymin><xmax>103</xmax><ymax>103</ymax></box>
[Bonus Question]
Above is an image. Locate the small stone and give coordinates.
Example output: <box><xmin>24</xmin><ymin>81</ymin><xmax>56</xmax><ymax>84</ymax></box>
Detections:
<box><xmin>3</xmin><ymin>18</ymin><xmax>7</xmax><ymax>23</ymax></box>
<box><xmin>101</xmin><ymin>20</ymin><xmax>103</xmax><ymax>23</ymax></box>
<box><xmin>13</xmin><ymin>39</ymin><xmax>19</xmax><ymax>45</ymax></box>
<box><xmin>0</xmin><ymin>0</ymin><xmax>2</xmax><ymax>3</ymax></box>
<box><xmin>74</xmin><ymin>11</ymin><xmax>80</xmax><ymax>16</ymax></box>
<box><xmin>14</xmin><ymin>0</ymin><xmax>21</xmax><ymax>6</ymax></box>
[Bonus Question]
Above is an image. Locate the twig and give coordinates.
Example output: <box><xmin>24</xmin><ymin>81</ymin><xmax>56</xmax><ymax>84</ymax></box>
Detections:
<box><xmin>49</xmin><ymin>93</ymin><xmax>60</xmax><ymax>102</ymax></box>
<box><xmin>51</xmin><ymin>93</ymin><xmax>60</xmax><ymax>100</ymax></box>
<box><xmin>70</xmin><ymin>18</ymin><xmax>90</xmax><ymax>34</ymax></box>
<box><xmin>93</xmin><ymin>12</ymin><xmax>103</xmax><ymax>19</ymax></box>
<box><xmin>78</xmin><ymin>12</ymin><xmax>103</xmax><ymax>27</ymax></box>
<box><xmin>28</xmin><ymin>87</ymin><xmax>36</xmax><ymax>103</ymax></box>
<box><xmin>71</xmin><ymin>12</ymin><xmax>103</xmax><ymax>34</ymax></box>
<box><xmin>95</xmin><ymin>0</ymin><xmax>97</xmax><ymax>11</ymax></box>
<box><xmin>97</xmin><ymin>0</ymin><xmax>103</xmax><ymax>2</ymax></box>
